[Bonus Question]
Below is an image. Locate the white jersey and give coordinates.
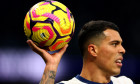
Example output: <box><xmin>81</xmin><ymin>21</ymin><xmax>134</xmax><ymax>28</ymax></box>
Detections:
<box><xmin>57</xmin><ymin>75</ymin><xmax>134</xmax><ymax>84</ymax></box>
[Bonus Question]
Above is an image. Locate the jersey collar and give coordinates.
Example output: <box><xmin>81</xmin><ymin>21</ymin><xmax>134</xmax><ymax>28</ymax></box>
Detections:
<box><xmin>75</xmin><ymin>75</ymin><xmax>113</xmax><ymax>84</ymax></box>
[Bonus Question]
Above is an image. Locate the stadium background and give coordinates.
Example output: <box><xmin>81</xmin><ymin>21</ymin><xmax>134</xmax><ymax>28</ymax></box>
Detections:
<box><xmin>0</xmin><ymin>0</ymin><xmax>139</xmax><ymax>84</ymax></box>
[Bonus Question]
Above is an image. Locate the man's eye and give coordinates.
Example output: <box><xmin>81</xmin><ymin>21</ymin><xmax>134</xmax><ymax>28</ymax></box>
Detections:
<box><xmin>112</xmin><ymin>43</ymin><xmax>117</xmax><ymax>46</ymax></box>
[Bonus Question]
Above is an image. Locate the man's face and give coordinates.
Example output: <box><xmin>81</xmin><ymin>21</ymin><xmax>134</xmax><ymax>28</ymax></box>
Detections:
<box><xmin>96</xmin><ymin>29</ymin><xmax>125</xmax><ymax>76</ymax></box>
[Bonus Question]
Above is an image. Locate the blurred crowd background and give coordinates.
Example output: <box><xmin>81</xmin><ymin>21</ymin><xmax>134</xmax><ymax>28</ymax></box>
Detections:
<box><xmin>0</xmin><ymin>0</ymin><xmax>139</xmax><ymax>84</ymax></box>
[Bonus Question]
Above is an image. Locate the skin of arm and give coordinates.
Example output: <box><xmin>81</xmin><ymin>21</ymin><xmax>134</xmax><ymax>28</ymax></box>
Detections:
<box><xmin>27</xmin><ymin>40</ymin><xmax>68</xmax><ymax>84</ymax></box>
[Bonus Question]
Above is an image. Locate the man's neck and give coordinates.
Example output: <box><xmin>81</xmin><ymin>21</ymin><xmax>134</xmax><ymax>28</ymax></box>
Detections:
<box><xmin>80</xmin><ymin>61</ymin><xmax>111</xmax><ymax>83</ymax></box>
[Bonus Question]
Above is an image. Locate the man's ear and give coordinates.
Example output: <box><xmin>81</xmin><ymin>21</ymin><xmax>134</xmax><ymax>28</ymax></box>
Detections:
<box><xmin>88</xmin><ymin>44</ymin><xmax>98</xmax><ymax>57</ymax></box>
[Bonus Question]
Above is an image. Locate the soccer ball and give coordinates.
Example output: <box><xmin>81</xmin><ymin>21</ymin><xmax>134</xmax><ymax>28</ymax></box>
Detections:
<box><xmin>24</xmin><ymin>1</ymin><xmax>75</xmax><ymax>51</ymax></box>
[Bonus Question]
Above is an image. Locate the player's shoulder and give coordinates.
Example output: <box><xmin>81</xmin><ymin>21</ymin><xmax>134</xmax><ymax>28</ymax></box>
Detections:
<box><xmin>57</xmin><ymin>75</ymin><xmax>134</xmax><ymax>84</ymax></box>
<box><xmin>56</xmin><ymin>77</ymin><xmax>86</xmax><ymax>84</ymax></box>
<box><xmin>111</xmin><ymin>76</ymin><xmax>134</xmax><ymax>84</ymax></box>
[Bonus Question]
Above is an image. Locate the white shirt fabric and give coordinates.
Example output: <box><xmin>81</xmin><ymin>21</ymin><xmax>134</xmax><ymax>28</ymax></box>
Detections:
<box><xmin>57</xmin><ymin>75</ymin><xmax>134</xmax><ymax>84</ymax></box>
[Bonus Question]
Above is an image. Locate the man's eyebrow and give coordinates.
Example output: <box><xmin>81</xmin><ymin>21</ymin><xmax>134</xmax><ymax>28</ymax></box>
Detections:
<box><xmin>110</xmin><ymin>40</ymin><xmax>123</xmax><ymax>43</ymax></box>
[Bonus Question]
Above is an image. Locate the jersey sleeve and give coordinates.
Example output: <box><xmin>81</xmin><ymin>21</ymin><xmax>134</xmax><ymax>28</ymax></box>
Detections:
<box><xmin>111</xmin><ymin>76</ymin><xmax>134</xmax><ymax>84</ymax></box>
<box><xmin>56</xmin><ymin>77</ymin><xmax>86</xmax><ymax>84</ymax></box>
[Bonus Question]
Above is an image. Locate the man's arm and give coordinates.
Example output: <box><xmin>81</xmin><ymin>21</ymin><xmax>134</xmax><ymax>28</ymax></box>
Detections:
<box><xmin>27</xmin><ymin>40</ymin><xmax>68</xmax><ymax>84</ymax></box>
<box><xmin>39</xmin><ymin>65</ymin><xmax>56</xmax><ymax>84</ymax></box>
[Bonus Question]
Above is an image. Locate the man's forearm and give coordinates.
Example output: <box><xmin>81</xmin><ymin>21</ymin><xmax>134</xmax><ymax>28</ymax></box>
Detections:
<box><xmin>26</xmin><ymin>40</ymin><xmax>68</xmax><ymax>84</ymax></box>
<box><xmin>39</xmin><ymin>65</ymin><xmax>57</xmax><ymax>84</ymax></box>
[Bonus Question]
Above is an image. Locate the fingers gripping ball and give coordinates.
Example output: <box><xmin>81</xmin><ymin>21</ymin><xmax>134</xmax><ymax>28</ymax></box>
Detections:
<box><xmin>24</xmin><ymin>1</ymin><xmax>75</xmax><ymax>51</ymax></box>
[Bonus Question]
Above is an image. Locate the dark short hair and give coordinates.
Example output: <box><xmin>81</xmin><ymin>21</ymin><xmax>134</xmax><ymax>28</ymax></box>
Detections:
<box><xmin>78</xmin><ymin>20</ymin><xmax>119</xmax><ymax>56</ymax></box>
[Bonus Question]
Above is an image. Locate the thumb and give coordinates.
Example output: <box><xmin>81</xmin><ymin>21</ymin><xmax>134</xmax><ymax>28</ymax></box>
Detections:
<box><xmin>56</xmin><ymin>44</ymin><xmax>68</xmax><ymax>58</ymax></box>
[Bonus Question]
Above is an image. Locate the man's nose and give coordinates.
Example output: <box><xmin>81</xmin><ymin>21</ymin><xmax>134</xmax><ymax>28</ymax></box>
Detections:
<box><xmin>119</xmin><ymin>45</ymin><xmax>126</xmax><ymax>55</ymax></box>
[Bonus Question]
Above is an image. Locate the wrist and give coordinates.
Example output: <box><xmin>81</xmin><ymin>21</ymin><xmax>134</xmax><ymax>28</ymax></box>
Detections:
<box><xmin>45</xmin><ymin>64</ymin><xmax>58</xmax><ymax>72</ymax></box>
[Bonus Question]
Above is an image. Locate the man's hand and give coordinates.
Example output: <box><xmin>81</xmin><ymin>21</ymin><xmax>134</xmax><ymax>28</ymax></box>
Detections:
<box><xmin>26</xmin><ymin>40</ymin><xmax>68</xmax><ymax>84</ymax></box>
